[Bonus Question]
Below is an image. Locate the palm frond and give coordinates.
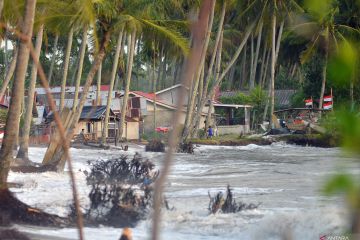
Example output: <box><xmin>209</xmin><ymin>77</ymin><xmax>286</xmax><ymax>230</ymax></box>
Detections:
<box><xmin>139</xmin><ymin>19</ymin><xmax>189</xmax><ymax>55</ymax></box>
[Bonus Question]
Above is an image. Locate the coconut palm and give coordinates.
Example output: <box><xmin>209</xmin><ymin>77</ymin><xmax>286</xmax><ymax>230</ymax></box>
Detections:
<box><xmin>101</xmin><ymin>26</ymin><xmax>124</xmax><ymax>145</ymax></box>
<box><xmin>294</xmin><ymin>4</ymin><xmax>360</xmax><ymax>109</ymax></box>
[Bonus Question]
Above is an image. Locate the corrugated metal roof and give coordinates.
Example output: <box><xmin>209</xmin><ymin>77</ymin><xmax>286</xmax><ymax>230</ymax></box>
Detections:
<box><xmin>220</xmin><ymin>90</ymin><xmax>297</xmax><ymax>107</ymax></box>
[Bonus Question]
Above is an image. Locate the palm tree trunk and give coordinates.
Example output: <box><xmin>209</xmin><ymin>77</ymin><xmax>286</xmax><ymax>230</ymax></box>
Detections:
<box><xmin>0</xmin><ymin>43</ymin><xmax>18</xmax><ymax>101</ymax></box>
<box><xmin>269</xmin><ymin>15</ymin><xmax>276</xmax><ymax>129</ymax></box>
<box><xmin>94</xmin><ymin>62</ymin><xmax>102</xmax><ymax>138</ymax></box>
<box><xmin>113</xmin><ymin>33</ymin><xmax>125</xmax><ymax>91</ymax></box>
<box><xmin>101</xmin><ymin>28</ymin><xmax>124</xmax><ymax>145</ymax></box>
<box><xmin>16</xmin><ymin>24</ymin><xmax>44</xmax><ymax>160</ymax></box>
<box><xmin>201</xmin><ymin>1</ymin><xmax>226</xmax><ymax>100</ymax></box>
<box><xmin>60</xmin><ymin>28</ymin><xmax>74</xmax><ymax>111</ymax></box>
<box><xmin>205</xmin><ymin>29</ymin><xmax>223</xmax><ymax>132</ymax></box>
<box><xmin>47</xmin><ymin>34</ymin><xmax>59</xmax><ymax>86</ymax></box>
<box><xmin>250</xmin><ymin>21</ymin><xmax>263</xmax><ymax>88</ymax></box>
<box><xmin>96</xmin><ymin>63</ymin><xmax>102</xmax><ymax>106</ymax></box>
<box><xmin>259</xmin><ymin>47</ymin><xmax>267</xmax><ymax>88</ymax></box>
<box><xmin>182</xmin><ymin>0</ymin><xmax>216</xmax><ymax>141</ymax></box>
<box><xmin>319</xmin><ymin>30</ymin><xmax>329</xmax><ymax>110</ymax></box>
<box><xmin>250</xmin><ymin>34</ymin><xmax>254</xmax><ymax>88</ymax></box>
<box><xmin>118</xmin><ymin>30</ymin><xmax>136</xmax><ymax>141</ymax></box>
<box><xmin>73</xmin><ymin>26</ymin><xmax>88</xmax><ymax>110</ymax></box>
<box><xmin>261</xmin><ymin>49</ymin><xmax>270</xmax><ymax>87</ymax></box>
<box><xmin>0</xmin><ymin>0</ymin><xmax>36</xmax><ymax>189</ymax></box>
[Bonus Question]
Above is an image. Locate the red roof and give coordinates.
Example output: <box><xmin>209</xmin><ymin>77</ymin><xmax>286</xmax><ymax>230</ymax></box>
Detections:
<box><xmin>131</xmin><ymin>91</ymin><xmax>157</xmax><ymax>100</ymax></box>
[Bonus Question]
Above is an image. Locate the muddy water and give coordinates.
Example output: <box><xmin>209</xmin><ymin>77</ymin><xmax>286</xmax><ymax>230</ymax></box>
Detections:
<box><xmin>15</xmin><ymin>143</ymin><xmax>359</xmax><ymax>240</ymax></box>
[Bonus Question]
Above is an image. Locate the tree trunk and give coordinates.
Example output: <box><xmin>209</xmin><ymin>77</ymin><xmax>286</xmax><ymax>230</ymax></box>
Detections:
<box><xmin>241</xmin><ymin>43</ymin><xmax>247</xmax><ymax>88</ymax></box>
<box><xmin>94</xmin><ymin>62</ymin><xmax>102</xmax><ymax>138</ymax></box>
<box><xmin>113</xmin><ymin>33</ymin><xmax>125</xmax><ymax>91</ymax></box>
<box><xmin>259</xmin><ymin>47</ymin><xmax>267</xmax><ymax>88</ymax></box>
<box><xmin>47</xmin><ymin>34</ymin><xmax>59</xmax><ymax>86</ymax></box>
<box><xmin>227</xmin><ymin>64</ymin><xmax>236</xmax><ymax>90</ymax></box>
<box><xmin>60</xmin><ymin>28</ymin><xmax>74</xmax><ymax>111</ymax></box>
<box><xmin>269</xmin><ymin>18</ymin><xmax>284</xmax><ymax>128</ymax></box>
<box><xmin>319</xmin><ymin>29</ymin><xmax>329</xmax><ymax>110</ymax></box>
<box><xmin>96</xmin><ymin>62</ymin><xmax>102</xmax><ymax>106</ymax></box>
<box><xmin>16</xmin><ymin>24</ymin><xmax>44</xmax><ymax>161</ymax></box>
<box><xmin>250</xmin><ymin>33</ymin><xmax>254</xmax><ymax>88</ymax></box>
<box><xmin>0</xmin><ymin>0</ymin><xmax>36</xmax><ymax>189</ymax></box>
<box><xmin>101</xmin><ymin>28</ymin><xmax>124</xmax><ymax>145</ymax></box>
<box><xmin>261</xmin><ymin>49</ymin><xmax>270</xmax><ymax>88</ymax></box>
<box><xmin>0</xmin><ymin>43</ymin><xmax>18</xmax><ymax>101</ymax></box>
<box><xmin>41</xmin><ymin>30</ymin><xmax>111</xmax><ymax>171</ymax></box>
<box><xmin>201</xmin><ymin>1</ymin><xmax>226</xmax><ymax>105</ymax></box>
<box><xmin>205</xmin><ymin>29</ymin><xmax>223</xmax><ymax>132</ymax></box>
<box><xmin>73</xmin><ymin>26</ymin><xmax>88</xmax><ymax>110</ymax></box>
<box><xmin>182</xmin><ymin>0</ymin><xmax>216</xmax><ymax>141</ymax></box>
<box><xmin>269</xmin><ymin>15</ymin><xmax>276</xmax><ymax>129</ymax></box>
<box><xmin>250</xmin><ymin>21</ymin><xmax>263</xmax><ymax>88</ymax></box>
<box><xmin>118</xmin><ymin>30</ymin><xmax>136</xmax><ymax>141</ymax></box>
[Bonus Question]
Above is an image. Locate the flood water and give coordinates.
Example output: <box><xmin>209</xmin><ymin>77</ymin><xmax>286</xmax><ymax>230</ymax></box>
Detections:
<box><xmin>12</xmin><ymin>143</ymin><xmax>360</xmax><ymax>239</ymax></box>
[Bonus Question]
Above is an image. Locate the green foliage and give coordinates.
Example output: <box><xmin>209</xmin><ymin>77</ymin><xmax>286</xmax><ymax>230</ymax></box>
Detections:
<box><xmin>220</xmin><ymin>86</ymin><xmax>267</xmax><ymax>125</ymax></box>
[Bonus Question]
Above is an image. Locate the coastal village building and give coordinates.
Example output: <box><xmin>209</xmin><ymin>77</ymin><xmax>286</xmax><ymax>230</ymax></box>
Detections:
<box><xmin>33</xmin><ymin>85</ymin><xmax>139</xmax><ymax>141</ymax></box>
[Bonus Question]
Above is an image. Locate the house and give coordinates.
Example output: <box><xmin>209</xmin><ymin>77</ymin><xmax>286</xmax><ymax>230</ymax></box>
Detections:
<box><xmin>77</xmin><ymin>106</ymin><xmax>139</xmax><ymax>140</ymax></box>
<box><xmin>46</xmin><ymin>106</ymin><xmax>139</xmax><ymax>141</ymax></box>
<box><xmin>129</xmin><ymin>89</ymin><xmax>209</xmax><ymax>134</ymax></box>
<box><xmin>220</xmin><ymin>89</ymin><xmax>297</xmax><ymax>109</ymax></box>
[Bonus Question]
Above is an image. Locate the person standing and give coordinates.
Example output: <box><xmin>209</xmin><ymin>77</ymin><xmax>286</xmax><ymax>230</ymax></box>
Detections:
<box><xmin>207</xmin><ymin>126</ymin><xmax>213</xmax><ymax>139</ymax></box>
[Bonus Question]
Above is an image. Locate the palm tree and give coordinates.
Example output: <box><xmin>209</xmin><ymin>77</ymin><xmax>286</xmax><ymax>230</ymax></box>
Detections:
<box><xmin>101</xmin><ymin>27</ymin><xmax>124</xmax><ymax>145</ymax></box>
<box><xmin>60</xmin><ymin>27</ymin><xmax>74</xmax><ymax>111</ymax></box>
<box><xmin>295</xmin><ymin>5</ymin><xmax>359</xmax><ymax>110</ymax></box>
<box><xmin>0</xmin><ymin>0</ymin><xmax>36</xmax><ymax>189</ymax></box>
<box><xmin>16</xmin><ymin>24</ymin><xmax>44</xmax><ymax>161</ymax></box>
<box><xmin>118</xmin><ymin>29</ymin><xmax>136</xmax><ymax>141</ymax></box>
<box><xmin>73</xmin><ymin>26</ymin><xmax>88</xmax><ymax>110</ymax></box>
<box><xmin>0</xmin><ymin>42</ymin><xmax>17</xmax><ymax>101</ymax></box>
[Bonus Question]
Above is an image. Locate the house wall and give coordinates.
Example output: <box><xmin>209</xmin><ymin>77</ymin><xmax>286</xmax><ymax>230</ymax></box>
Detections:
<box><xmin>125</xmin><ymin>122</ymin><xmax>139</xmax><ymax>140</ymax></box>
<box><xmin>143</xmin><ymin>102</ymin><xmax>207</xmax><ymax>134</ymax></box>
<box><xmin>156</xmin><ymin>87</ymin><xmax>189</xmax><ymax>105</ymax></box>
<box><xmin>217</xmin><ymin>125</ymin><xmax>250</xmax><ymax>136</ymax></box>
<box><xmin>74</xmin><ymin>121</ymin><xmax>139</xmax><ymax>140</ymax></box>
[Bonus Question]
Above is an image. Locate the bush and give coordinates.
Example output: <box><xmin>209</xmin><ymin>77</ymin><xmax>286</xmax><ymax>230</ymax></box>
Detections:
<box><xmin>145</xmin><ymin>139</ymin><xmax>165</xmax><ymax>152</ymax></box>
<box><xmin>81</xmin><ymin>154</ymin><xmax>159</xmax><ymax>227</ymax></box>
<box><xmin>208</xmin><ymin>185</ymin><xmax>260</xmax><ymax>214</ymax></box>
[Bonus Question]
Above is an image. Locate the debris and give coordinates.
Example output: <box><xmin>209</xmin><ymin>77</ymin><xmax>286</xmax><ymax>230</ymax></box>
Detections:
<box><xmin>208</xmin><ymin>185</ymin><xmax>260</xmax><ymax>214</ymax></box>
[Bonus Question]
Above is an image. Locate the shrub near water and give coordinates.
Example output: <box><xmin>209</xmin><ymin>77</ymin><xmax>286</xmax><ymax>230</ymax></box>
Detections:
<box><xmin>80</xmin><ymin>154</ymin><xmax>159</xmax><ymax>227</ymax></box>
<box><xmin>145</xmin><ymin>139</ymin><xmax>165</xmax><ymax>152</ymax></box>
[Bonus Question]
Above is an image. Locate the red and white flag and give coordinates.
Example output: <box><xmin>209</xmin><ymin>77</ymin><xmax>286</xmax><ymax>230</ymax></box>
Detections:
<box><xmin>323</xmin><ymin>101</ymin><xmax>333</xmax><ymax>110</ymax></box>
<box><xmin>305</xmin><ymin>98</ymin><xmax>313</xmax><ymax>106</ymax></box>
<box><xmin>323</xmin><ymin>95</ymin><xmax>332</xmax><ymax>102</ymax></box>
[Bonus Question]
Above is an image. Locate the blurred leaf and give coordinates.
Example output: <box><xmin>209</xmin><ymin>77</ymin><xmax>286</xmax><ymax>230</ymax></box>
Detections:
<box><xmin>304</xmin><ymin>0</ymin><xmax>332</xmax><ymax>19</ymax></box>
<box><xmin>323</xmin><ymin>174</ymin><xmax>355</xmax><ymax>195</ymax></box>
<box><xmin>328</xmin><ymin>41</ymin><xmax>357</xmax><ymax>86</ymax></box>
